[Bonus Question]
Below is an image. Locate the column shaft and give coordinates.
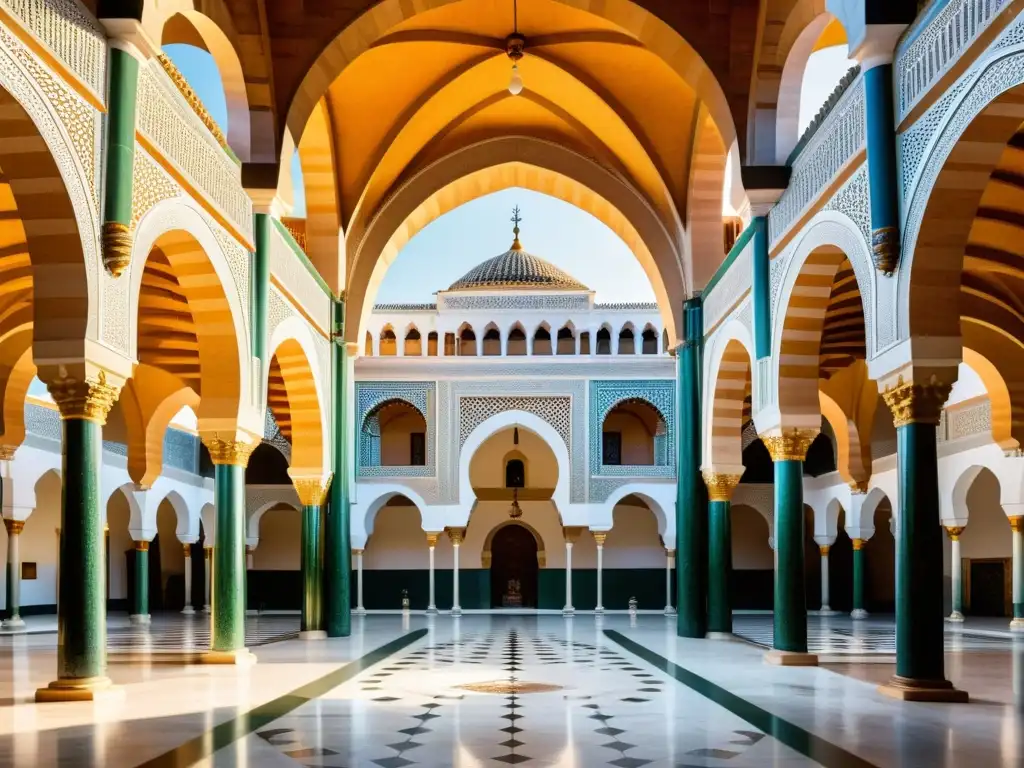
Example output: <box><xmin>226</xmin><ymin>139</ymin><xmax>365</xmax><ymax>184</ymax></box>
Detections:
<box><xmin>301</xmin><ymin>504</ymin><xmax>323</xmax><ymax>633</ymax></box>
<box><xmin>57</xmin><ymin>418</ymin><xmax>107</xmax><ymax>683</ymax></box>
<box><xmin>204</xmin><ymin>548</ymin><xmax>212</xmax><ymax>611</ymax></box>
<box><xmin>820</xmin><ymin>547</ymin><xmax>831</xmax><ymax>611</ymax></box>
<box><xmin>182</xmin><ymin>545</ymin><xmax>194</xmax><ymax>614</ymax></box>
<box><xmin>427</xmin><ymin>535</ymin><xmax>438</xmax><ymax>613</ymax></box>
<box><xmin>851</xmin><ymin>540</ymin><xmax>866</xmax><ymax>618</ymax></box>
<box><xmin>1011</xmin><ymin>518</ymin><xmax>1023</xmax><ymax>626</ymax></box>
<box><xmin>774</xmin><ymin>459</ymin><xmax>807</xmax><ymax>653</ymax></box>
<box><xmin>864</xmin><ymin>64</ymin><xmax>901</xmax><ymax>274</ymax></box>
<box><xmin>4</xmin><ymin>520</ymin><xmax>24</xmax><ymax>626</ymax></box>
<box><xmin>131</xmin><ymin>542</ymin><xmax>149</xmax><ymax>622</ymax></box>
<box><xmin>452</xmin><ymin>544</ymin><xmax>461</xmax><ymax>614</ymax></box>
<box><xmin>355</xmin><ymin>550</ymin><xmax>365</xmax><ymax>613</ymax></box>
<box><xmin>563</xmin><ymin>542</ymin><xmax>574</xmax><ymax>613</ymax></box>
<box><xmin>594</xmin><ymin>534</ymin><xmax>605</xmax><ymax>613</ymax></box>
<box><xmin>676</xmin><ymin>296</ymin><xmax>706</xmax><ymax>637</ymax></box>
<box><xmin>665</xmin><ymin>550</ymin><xmax>674</xmax><ymax>614</ymax></box>
<box><xmin>707</xmin><ymin>500</ymin><xmax>732</xmax><ymax>633</ymax></box>
<box><xmin>101</xmin><ymin>48</ymin><xmax>139</xmax><ymax>276</ymax></box>
<box><xmin>326</xmin><ymin>299</ymin><xmax>352</xmax><ymax>637</ymax></box>
<box><xmin>212</xmin><ymin>462</ymin><xmax>247</xmax><ymax>653</ymax></box>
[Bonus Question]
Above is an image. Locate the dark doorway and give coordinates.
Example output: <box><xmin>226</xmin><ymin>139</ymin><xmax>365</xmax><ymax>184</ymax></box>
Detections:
<box><xmin>490</xmin><ymin>525</ymin><xmax>539</xmax><ymax>608</ymax></box>
<box><xmin>969</xmin><ymin>559</ymin><xmax>1009</xmax><ymax>617</ymax></box>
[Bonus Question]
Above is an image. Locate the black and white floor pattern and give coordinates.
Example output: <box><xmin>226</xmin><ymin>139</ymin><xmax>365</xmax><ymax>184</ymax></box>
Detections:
<box><xmin>106</xmin><ymin>614</ymin><xmax>299</xmax><ymax>652</ymax></box>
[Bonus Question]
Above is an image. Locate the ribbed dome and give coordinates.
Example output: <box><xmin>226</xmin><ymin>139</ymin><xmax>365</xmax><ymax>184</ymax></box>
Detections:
<box><xmin>447</xmin><ymin>239</ymin><xmax>589</xmax><ymax>292</ymax></box>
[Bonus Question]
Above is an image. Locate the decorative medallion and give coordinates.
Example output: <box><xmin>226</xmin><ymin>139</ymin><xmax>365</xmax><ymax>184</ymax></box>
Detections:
<box><xmin>456</xmin><ymin>681</ymin><xmax>563</xmax><ymax>694</ymax></box>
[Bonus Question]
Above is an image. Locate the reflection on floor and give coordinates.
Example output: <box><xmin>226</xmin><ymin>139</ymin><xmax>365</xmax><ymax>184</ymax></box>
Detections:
<box><xmin>2</xmin><ymin>614</ymin><xmax>1023</xmax><ymax>767</ymax></box>
<box><xmin>731</xmin><ymin>614</ymin><xmax>1016</xmax><ymax>655</ymax></box>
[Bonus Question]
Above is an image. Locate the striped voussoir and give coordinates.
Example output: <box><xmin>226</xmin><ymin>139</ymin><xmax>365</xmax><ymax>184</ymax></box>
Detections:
<box><xmin>708</xmin><ymin>338</ymin><xmax>752</xmax><ymax>467</ymax></box>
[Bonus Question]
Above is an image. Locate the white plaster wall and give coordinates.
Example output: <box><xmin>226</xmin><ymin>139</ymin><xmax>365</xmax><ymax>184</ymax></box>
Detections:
<box><xmin>381</xmin><ymin>409</ymin><xmax>426</xmax><ymax>465</ymax></box>
<box><xmin>365</xmin><ymin>503</ymin><xmax>431</xmax><ymax>569</ymax></box>
<box><xmin>252</xmin><ymin>506</ymin><xmax>301</xmax><ymax>569</ymax></box>
<box><xmin>602</xmin><ymin>411</ymin><xmax>655</xmax><ymax>465</ymax></box>
<box><xmin>603</xmin><ymin>504</ymin><xmax>664</xmax><ymax>568</ymax></box>
<box><xmin>107</xmin><ymin>490</ymin><xmax>132</xmax><ymax>602</ymax></box>
<box><xmin>469</xmin><ymin>429</ymin><xmax>558</xmax><ymax>489</ymax></box>
<box><xmin>731</xmin><ymin>504</ymin><xmax>773</xmax><ymax>569</ymax></box>
<box><xmin>18</xmin><ymin>471</ymin><xmax>61</xmax><ymax>607</ymax></box>
<box><xmin>961</xmin><ymin>468</ymin><xmax>1012</xmax><ymax>559</ymax></box>
<box><xmin>156</xmin><ymin>499</ymin><xmax>185</xmax><ymax>592</ymax></box>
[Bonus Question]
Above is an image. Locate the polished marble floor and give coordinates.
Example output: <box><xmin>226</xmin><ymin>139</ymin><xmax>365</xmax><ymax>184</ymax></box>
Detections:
<box><xmin>1</xmin><ymin>614</ymin><xmax>1023</xmax><ymax>767</ymax></box>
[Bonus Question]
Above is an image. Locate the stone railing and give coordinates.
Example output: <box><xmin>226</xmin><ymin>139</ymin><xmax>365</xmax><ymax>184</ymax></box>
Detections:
<box><xmin>135</xmin><ymin>58</ymin><xmax>252</xmax><ymax>242</ymax></box>
<box><xmin>0</xmin><ymin>0</ymin><xmax>106</xmax><ymax>101</ymax></box>
<box><xmin>769</xmin><ymin>74</ymin><xmax>865</xmax><ymax>246</ymax></box>
<box><xmin>896</xmin><ymin>0</ymin><xmax>1012</xmax><ymax>124</ymax></box>
<box><xmin>269</xmin><ymin>219</ymin><xmax>333</xmax><ymax>335</ymax></box>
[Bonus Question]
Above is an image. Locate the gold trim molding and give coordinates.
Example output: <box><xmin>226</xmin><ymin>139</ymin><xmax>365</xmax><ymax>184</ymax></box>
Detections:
<box><xmin>135</xmin><ymin>541</ymin><xmax>149</xmax><ymax>552</ymax></box>
<box><xmin>102</xmin><ymin>221</ymin><xmax>132</xmax><ymax>277</ymax></box>
<box><xmin>293</xmin><ymin>475</ymin><xmax>333</xmax><ymax>507</ymax></box>
<box><xmin>3</xmin><ymin>519</ymin><xmax>24</xmax><ymax>535</ymax></box>
<box><xmin>156</xmin><ymin>55</ymin><xmax>228</xmax><ymax>150</ymax></box>
<box><xmin>203</xmin><ymin>436</ymin><xmax>257</xmax><ymax>467</ymax></box>
<box><xmin>852</xmin><ymin>538</ymin><xmax>864</xmax><ymax>551</ymax></box>
<box><xmin>882</xmin><ymin>375</ymin><xmax>951</xmax><ymax>427</ymax></box>
<box><xmin>426</xmin><ymin>532</ymin><xmax>440</xmax><ymax>547</ymax></box>
<box><xmin>0</xmin><ymin>445</ymin><xmax>16</xmax><ymax>461</ymax></box>
<box><xmin>944</xmin><ymin>526</ymin><xmax>965</xmax><ymax>541</ymax></box>
<box><xmin>446</xmin><ymin>527</ymin><xmax>466</xmax><ymax>545</ymax></box>
<box><xmin>759</xmin><ymin>429</ymin><xmax>818</xmax><ymax>462</ymax></box>
<box><xmin>702</xmin><ymin>471</ymin><xmax>742</xmax><ymax>502</ymax></box>
<box><xmin>1010</xmin><ymin>516</ymin><xmax>1023</xmax><ymax>534</ymax></box>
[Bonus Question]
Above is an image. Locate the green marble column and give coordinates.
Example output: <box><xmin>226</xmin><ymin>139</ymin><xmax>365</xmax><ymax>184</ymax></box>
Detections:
<box><xmin>37</xmin><ymin>374</ymin><xmax>120</xmax><ymax>701</ymax></box>
<box><xmin>295</xmin><ymin>476</ymin><xmax>330</xmax><ymax>637</ymax></box>
<box><xmin>204</xmin><ymin>439</ymin><xmax>256</xmax><ymax>663</ymax></box>
<box><xmin>101</xmin><ymin>47</ymin><xmax>139</xmax><ymax>277</ymax></box>
<box><xmin>130</xmin><ymin>541</ymin><xmax>150</xmax><ymax>624</ymax></box>
<box><xmin>879</xmin><ymin>378</ymin><xmax>966</xmax><ymax>701</ymax></box>
<box><xmin>3</xmin><ymin>518</ymin><xmax>24</xmax><ymax>628</ymax></box>
<box><xmin>326</xmin><ymin>299</ymin><xmax>353</xmax><ymax>637</ymax></box>
<box><xmin>762</xmin><ymin>430</ymin><xmax>817</xmax><ymax>663</ymax></box>
<box><xmin>704</xmin><ymin>472</ymin><xmax>740</xmax><ymax>635</ymax></box>
<box><xmin>676</xmin><ymin>296</ymin><xmax>706</xmax><ymax>638</ymax></box>
<box><xmin>851</xmin><ymin>539</ymin><xmax>867</xmax><ymax>619</ymax></box>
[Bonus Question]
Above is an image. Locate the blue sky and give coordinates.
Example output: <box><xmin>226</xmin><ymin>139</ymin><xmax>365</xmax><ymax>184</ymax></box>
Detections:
<box><xmin>165</xmin><ymin>43</ymin><xmax>850</xmax><ymax>304</ymax></box>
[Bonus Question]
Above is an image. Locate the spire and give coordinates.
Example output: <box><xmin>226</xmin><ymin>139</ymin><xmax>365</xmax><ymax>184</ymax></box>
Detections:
<box><xmin>510</xmin><ymin>205</ymin><xmax>522</xmax><ymax>251</ymax></box>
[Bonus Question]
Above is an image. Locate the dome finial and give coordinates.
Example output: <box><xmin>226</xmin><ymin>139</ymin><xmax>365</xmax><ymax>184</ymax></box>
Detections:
<box><xmin>510</xmin><ymin>205</ymin><xmax>522</xmax><ymax>250</ymax></box>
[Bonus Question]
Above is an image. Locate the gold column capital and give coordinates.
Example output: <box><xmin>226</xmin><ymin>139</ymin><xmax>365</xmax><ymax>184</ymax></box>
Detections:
<box><xmin>848</xmin><ymin>479</ymin><xmax>868</xmax><ymax>494</ymax></box>
<box><xmin>1009</xmin><ymin>516</ymin><xmax>1023</xmax><ymax>533</ymax></box>
<box><xmin>182</xmin><ymin>543</ymin><xmax>192</xmax><ymax>558</ymax></box>
<box><xmin>135</xmin><ymin>540</ymin><xmax>149</xmax><ymax>552</ymax></box>
<box><xmin>426</xmin><ymin>532</ymin><xmax>441</xmax><ymax>547</ymax></box>
<box><xmin>202</xmin><ymin>434</ymin><xmax>257</xmax><ymax>466</ymax></box>
<box><xmin>592</xmin><ymin>532</ymin><xmax>607</xmax><ymax>546</ymax></box>
<box><xmin>819</xmin><ymin>545</ymin><xmax>830</xmax><ymax>556</ymax></box>
<box><xmin>882</xmin><ymin>374</ymin><xmax>951</xmax><ymax>427</ymax></box>
<box><xmin>759</xmin><ymin>428</ymin><xmax>818</xmax><ymax>462</ymax></box>
<box><xmin>352</xmin><ymin>548</ymin><xmax>364</xmax><ymax>555</ymax></box>
<box><xmin>292</xmin><ymin>474</ymin><xmax>333</xmax><ymax>506</ymax></box>
<box><xmin>3</xmin><ymin>519</ymin><xmax>24</xmax><ymax>535</ymax></box>
<box><xmin>47</xmin><ymin>370</ymin><xmax>120</xmax><ymax>424</ymax></box>
<box><xmin>562</xmin><ymin>526</ymin><xmax>585</xmax><ymax>543</ymax></box>
<box><xmin>852</xmin><ymin>538</ymin><xmax>864</xmax><ymax>550</ymax></box>
<box><xmin>944</xmin><ymin>526</ymin><xmax>966</xmax><ymax>541</ymax></box>
<box><xmin>701</xmin><ymin>470</ymin><xmax>742</xmax><ymax>502</ymax></box>
<box><xmin>446</xmin><ymin>527</ymin><xmax>466</xmax><ymax>545</ymax></box>
<box><xmin>245</xmin><ymin>544</ymin><xmax>255</xmax><ymax>556</ymax></box>
<box><xmin>0</xmin><ymin>444</ymin><xmax>16</xmax><ymax>461</ymax></box>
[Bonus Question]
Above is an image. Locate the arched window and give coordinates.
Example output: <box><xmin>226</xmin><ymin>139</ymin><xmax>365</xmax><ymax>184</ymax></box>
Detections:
<box><xmin>459</xmin><ymin>326</ymin><xmax>477</xmax><ymax>356</ymax></box>
<box><xmin>482</xmin><ymin>326</ymin><xmax>501</xmax><ymax>356</ymax></box>
<box><xmin>507</xmin><ymin>326</ymin><xmax>527</xmax><ymax>356</ymax></box>
<box><xmin>404</xmin><ymin>327</ymin><xmax>422</xmax><ymax>356</ymax></box>
<box><xmin>556</xmin><ymin>326</ymin><xmax>575</xmax><ymax>355</ymax></box>
<box><xmin>427</xmin><ymin>331</ymin><xmax>439</xmax><ymax>356</ymax></box>
<box><xmin>505</xmin><ymin>459</ymin><xmax>525</xmax><ymax>488</ymax></box>
<box><xmin>601</xmin><ymin>399</ymin><xmax>667</xmax><ymax>466</ymax></box>
<box><xmin>662</xmin><ymin>329</ymin><xmax>669</xmax><ymax>354</ymax></box>
<box><xmin>641</xmin><ymin>327</ymin><xmax>658</xmax><ymax>355</ymax></box>
<box><xmin>618</xmin><ymin>326</ymin><xmax>635</xmax><ymax>355</ymax></box>
<box><xmin>596</xmin><ymin>327</ymin><xmax>612</xmax><ymax>355</ymax></box>
<box><xmin>579</xmin><ymin>331</ymin><xmax>591</xmax><ymax>355</ymax></box>
<box><xmin>361</xmin><ymin>399</ymin><xmax>427</xmax><ymax>467</ymax></box>
<box><xmin>444</xmin><ymin>332</ymin><xmax>456</xmax><ymax>356</ymax></box>
<box><xmin>379</xmin><ymin>327</ymin><xmax>397</xmax><ymax>356</ymax></box>
<box><xmin>533</xmin><ymin>326</ymin><xmax>552</xmax><ymax>355</ymax></box>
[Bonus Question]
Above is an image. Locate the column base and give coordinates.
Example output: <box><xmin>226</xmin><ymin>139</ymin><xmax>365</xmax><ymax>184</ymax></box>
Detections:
<box><xmin>35</xmin><ymin>676</ymin><xmax>123</xmax><ymax>703</ymax></box>
<box><xmin>451</xmin><ymin>607</ymin><xmax>462</xmax><ymax>617</ymax></box>
<box><xmin>1009</xmin><ymin>618</ymin><xmax>1024</xmax><ymax>631</ymax></box>
<box><xmin>426</xmin><ymin>606</ymin><xmax>438</xmax><ymax>615</ymax></box>
<box><xmin>850</xmin><ymin>609</ymin><xmax>869</xmax><ymax>620</ymax></box>
<box><xmin>663</xmin><ymin>607</ymin><xmax>676</xmax><ymax>616</ymax></box>
<box><xmin>2</xmin><ymin>616</ymin><xmax>26</xmax><ymax>630</ymax></box>
<box><xmin>594</xmin><ymin>607</ymin><xmax>605</xmax><ymax>615</ymax></box>
<box><xmin>764</xmin><ymin>650</ymin><xmax>819</xmax><ymax>666</ymax></box>
<box><xmin>809</xmin><ymin>608</ymin><xmax>841</xmax><ymax>616</ymax></box>
<box><xmin>202</xmin><ymin>605</ymin><xmax>210</xmax><ymax>613</ymax></box>
<box><xmin>299</xmin><ymin>630</ymin><xmax>328</xmax><ymax>640</ymax></box>
<box><xmin>562</xmin><ymin>607</ymin><xmax>575</xmax><ymax>617</ymax></box>
<box><xmin>129</xmin><ymin>614</ymin><xmax>151</xmax><ymax>626</ymax></box>
<box><xmin>201</xmin><ymin>649</ymin><xmax>257</xmax><ymax>666</ymax></box>
<box><xmin>181</xmin><ymin>606</ymin><xmax>195</xmax><ymax>615</ymax></box>
<box><xmin>878</xmin><ymin>675</ymin><xmax>968</xmax><ymax>703</ymax></box>
<box><xmin>946</xmin><ymin>612</ymin><xmax>965</xmax><ymax>623</ymax></box>
<box><xmin>245</xmin><ymin>609</ymin><xmax>259</xmax><ymax>616</ymax></box>
<box><xmin>706</xmin><ymin>631</ymin><xmax>733</xmax><ymax>640</ymax></box>
<box><xmin>354</xmin><ymin>607</ymin><xmax>367</xmax><ymax>616</ymax></box>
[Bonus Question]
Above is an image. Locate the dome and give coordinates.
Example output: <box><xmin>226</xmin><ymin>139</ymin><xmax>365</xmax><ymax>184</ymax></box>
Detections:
<box><xmin>446</xmin><ymin>237</ymin><xmax>589</xmax><ymax>292</ymax></box>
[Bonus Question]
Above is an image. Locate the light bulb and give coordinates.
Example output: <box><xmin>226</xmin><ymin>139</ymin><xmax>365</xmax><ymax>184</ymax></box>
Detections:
<box><xmin>508</xmin><ymin>63</ymin><xmax>523</xmax><ymax>96</ymax></box>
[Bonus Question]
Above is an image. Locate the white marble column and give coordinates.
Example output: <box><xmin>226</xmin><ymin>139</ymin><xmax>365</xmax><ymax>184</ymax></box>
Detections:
<box><xmin>593</xmin><ymin>532</ymin><xmax>606</xmax><ymax>614</ymax></box>
<box><xmin>448</xmin><ymin>528</ymin><xmax>464</xmax><ymax>616</ymax></box>
<box><xmin>945</xmin><ymin>527</ymin><xmax>965</xmax><ymax>622</ymax></box>
<box><xmin>1011</xmin><ymin>517</ymin><xmax>1023</xmax><ymax>630</ymax></box>
<box><xmin>3</xmin><ymin>519</ymin><xmax>25</xmax><ymax>629</ymax></box>
<box><xmin>182</xmin><ymin>543</ymin><xmax>195</xmax><ymax>614</ymax></box>
<box><xmin>563</xmin><ymin>527</ymin><xmax>581</xmax><ymax>616</ymax></box>
<box><xmin>355</xmin><ymin>548</ymin><xmax>366</xmax><ymax>615</ymax></box>
<box><xmin>819</xmin><ymin>545</ymin><xmax>832</xmax><ymax>612</ymax></box>
<box><xmin>203</xmin><ymin>546</ymin><xmax>212</xmax><ymax>612</ymax></box>
<box><xmin>664</xmin><ymin>548</ymin><xmax>676</xmax><ymax>615</ymax></box>
<box><xmin>427</xmin><ymin>533</ymin><xmax>439</xmax><ymax>614</ymax></box>
<box><xmin>589</xmin><ymin>328</ymin><xmax>599</xmax><ymax>356</ymax></box>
